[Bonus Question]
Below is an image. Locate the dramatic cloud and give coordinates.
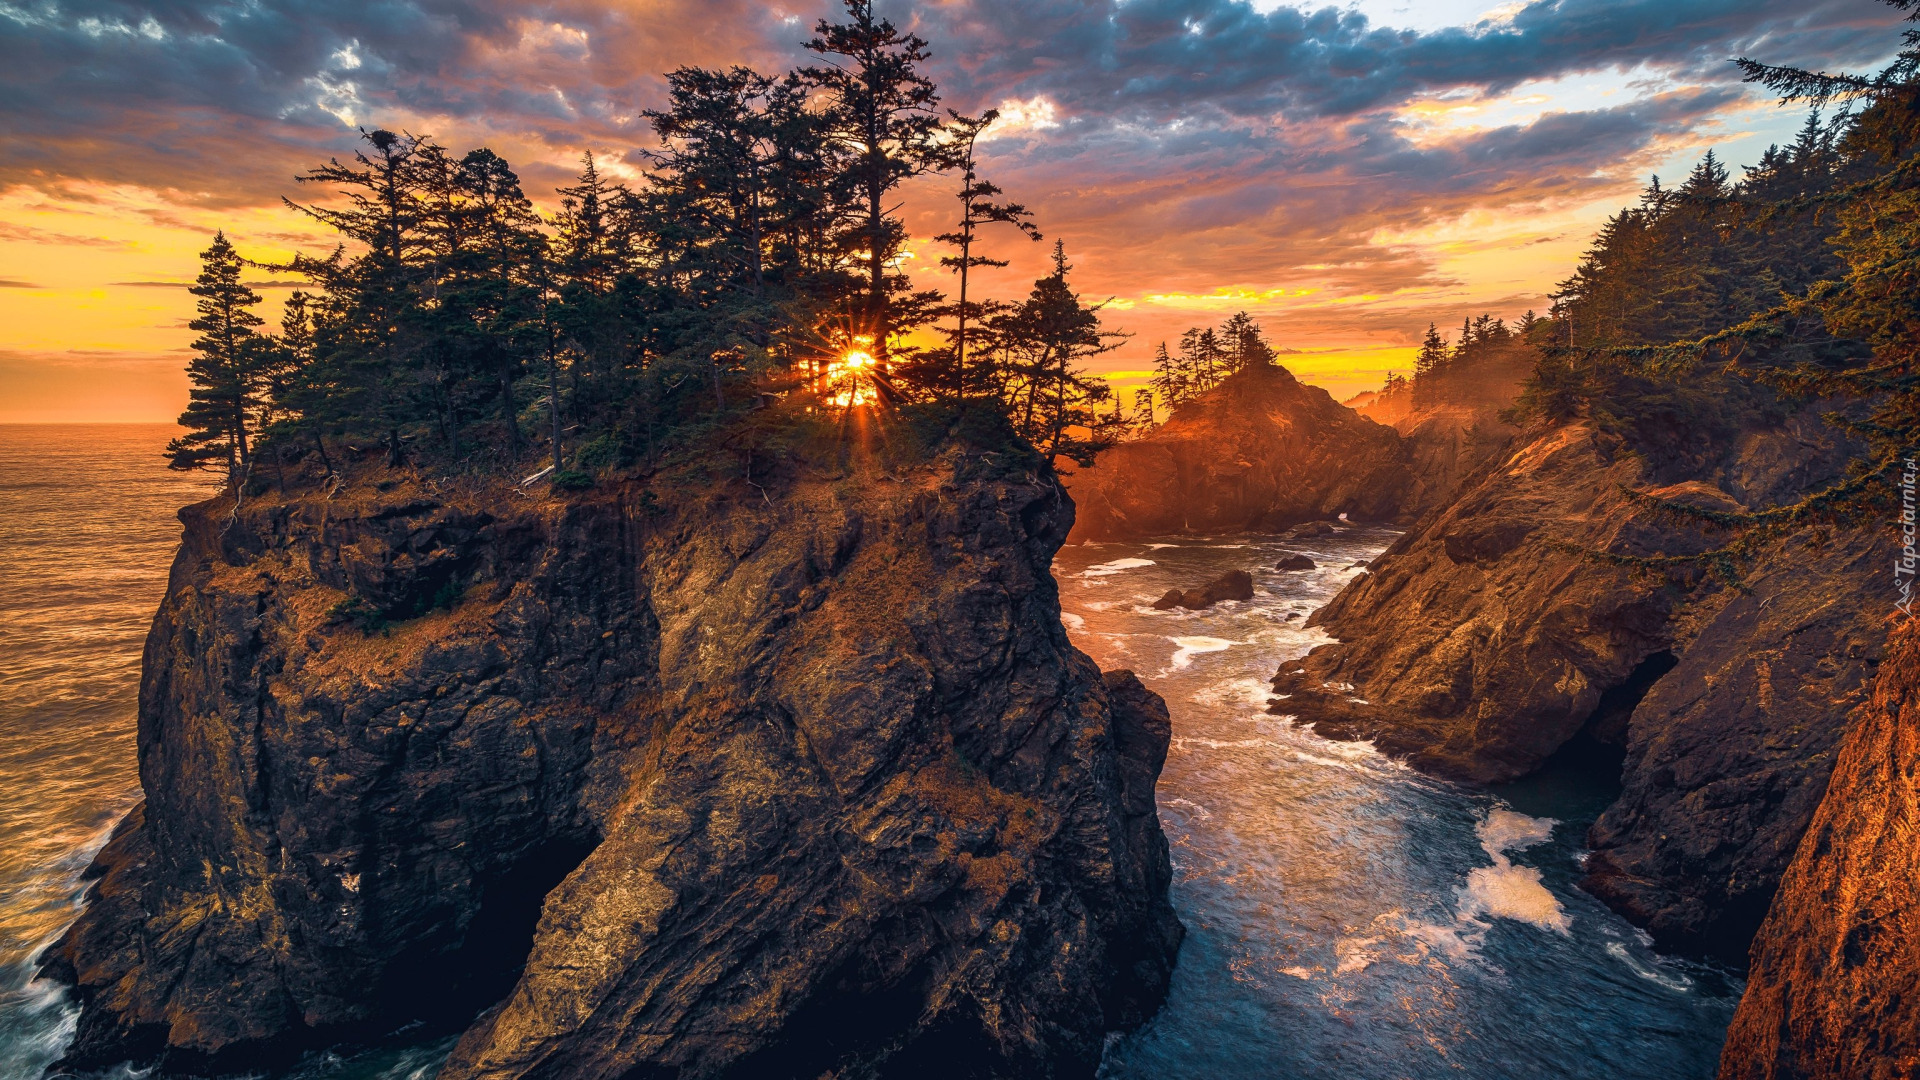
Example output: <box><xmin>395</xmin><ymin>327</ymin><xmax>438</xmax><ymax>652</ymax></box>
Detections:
<box><xmin>0</xmin><ymin>0</ymin><xmax>1907</xmax><ymax>413</ymax></box>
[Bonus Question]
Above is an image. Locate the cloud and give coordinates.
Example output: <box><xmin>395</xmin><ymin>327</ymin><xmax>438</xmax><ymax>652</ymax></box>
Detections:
<box><xmin>0</xmin><ymin>278</ymin><xmax>42</xmax><ymax>287</ymax></box>
<box><xmin>0</xmin><ymin>0</ymin><xmax>1907</xmax><ymax>387</ymax></box>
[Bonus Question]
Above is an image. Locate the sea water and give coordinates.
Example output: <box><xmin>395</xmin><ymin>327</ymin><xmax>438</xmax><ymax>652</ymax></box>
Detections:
<box><xmin>1062</xmin><ymin>531</ymin><xmax>1740</xmax><ymax>1079</ymax></box>
<box><xmin>0</xmin><ymin>429</ymin><xmax>1736</xmax><ymax>1078</ymax></box>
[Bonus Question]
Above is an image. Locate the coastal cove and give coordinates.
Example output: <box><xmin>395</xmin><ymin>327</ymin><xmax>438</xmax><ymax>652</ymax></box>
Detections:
<box><xmin>0</xmin><ymin>427</ymin><xmax>1737</xmax><ymax>1080</ymax></box>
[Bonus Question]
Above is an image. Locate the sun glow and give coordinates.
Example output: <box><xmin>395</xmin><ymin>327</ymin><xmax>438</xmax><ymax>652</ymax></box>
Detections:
<box><xmin>822</xmin><ymin>337</ymin><xmax>879</xmax><ymax>407</ymax></box>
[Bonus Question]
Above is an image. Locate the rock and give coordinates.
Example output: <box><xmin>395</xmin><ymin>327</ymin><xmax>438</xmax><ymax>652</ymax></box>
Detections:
<box><xmin>1064</xmin><ymin>365</ymin><xmax>1411</xmax><ymax>541</ymax></box>
<box><xmin>1347</xmin><ymin>561</ymin><xmax>1368</xmax><ymax>569</ymax></box>
<box><xmin>1285</xmin><ymin>521</ymin><xmax>1336</xmax><ymax>539</ymax></box>
<box><xmin>1276</xmin><ymin>555</ymin><xmax>1316</xmax><ymax>571</ymax></box>
<box><xmin>1717</xmin><ymin>624</ymin><xmax>1920</xmax><ymax>1080</ymax></box>
<box><xmin>43</xmin><ymin>433</ymin><xmax>1183</xmax><ymax>1079</ymax></box>
<box><xmin>1581</xmin><ymin>530</ymin><xmax>1885</xmax><ymax>963</ymax></box>
<box><xmin>1153</xmin><ymin>571</ymin><xmax>1253</xmax><ymax>611</ymax></box>
<box><xmin>1269</xmin><ymin>400</ymin><xmax>1885</xmax><ymax>973</ymax></box>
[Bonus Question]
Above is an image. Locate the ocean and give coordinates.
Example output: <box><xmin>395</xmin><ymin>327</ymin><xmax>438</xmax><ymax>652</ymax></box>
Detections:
<box><xmin>0</xmin><ymin>426</ymin><xmax>1737</xmax><ymax>1079</ymax></box>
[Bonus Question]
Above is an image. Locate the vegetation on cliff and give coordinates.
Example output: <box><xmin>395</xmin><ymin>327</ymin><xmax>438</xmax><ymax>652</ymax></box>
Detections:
<box><xmin>162</xmin><ymin>0</ymin><xmax>1127</xmax><ymax>486</ymax></box>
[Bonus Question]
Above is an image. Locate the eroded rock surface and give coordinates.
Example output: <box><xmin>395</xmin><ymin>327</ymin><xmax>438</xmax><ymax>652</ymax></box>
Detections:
<box><xmin>1271</xmin><ymin>406</ymin><xmax>1885</xmax><ymax>966</ymax></box>
<box><xmin>43</xmin><ymin>437</ymin><xmax>1182</xmax><ymax>1079</ymax></box>
<box><xmin>1718</xmin><ymin>623</ymin><xmax>1920</xmax><ymax>1080</ymax></box>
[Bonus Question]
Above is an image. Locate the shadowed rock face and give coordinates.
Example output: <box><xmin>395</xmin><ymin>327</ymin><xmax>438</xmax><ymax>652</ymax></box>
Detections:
<box><xmin>1271</xmin><ymin>407</ymin><xmax>1885</xmax><ymax>968</ymax></box>
<box><xmin>1065</xmin><ymin>364</ymin><xmax>1410</xmax><ymax>541</ymax></box>
<box><xmin>42</xmin><ymin>443</ymin><xmax>1182</xmax><ymax>1079</ymax></box>
<box><xmin>1718</xmin><ymin>625</ymin><xmax>1920</xmax><ymax>1080</ymax></box>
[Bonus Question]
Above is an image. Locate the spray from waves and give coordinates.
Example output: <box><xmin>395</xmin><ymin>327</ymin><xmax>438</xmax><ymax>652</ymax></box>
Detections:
<box><xmin>1061</xmin><ymin>611</ymin><xmax>1086</xmax><ymax>632</ymax></box>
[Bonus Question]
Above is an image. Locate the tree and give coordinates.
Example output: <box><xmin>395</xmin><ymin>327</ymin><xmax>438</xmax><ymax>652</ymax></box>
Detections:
<box><xmin>166</xmin><ymin>233</ymin><xmax>268</xmax><ymax>476</ymax></box>
<box><xmin>997</xmin><ymin>242</ymin><xmax>1123</xmax><ymax>463</ymax></box>
<box><xmin>1220</xmin><ymin>310</ymin><xmax>1276</xmax><ymax>373</ymax></box>
<box><xmin>803</xmin><ymin>0</ymin><xmax>944</xmax><ymax>367</ymax></box>
<box><xmin>926</xmin><ymin>108</ymin><xmax>1040</xmax><ymax>401</ymax></box>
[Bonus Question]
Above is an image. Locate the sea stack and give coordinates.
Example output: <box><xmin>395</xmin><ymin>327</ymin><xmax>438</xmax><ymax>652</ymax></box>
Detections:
<box><xmin>41</xmin><ymin>428</ymin><xmax>1183</xmax><ymax>1079</ymax></box>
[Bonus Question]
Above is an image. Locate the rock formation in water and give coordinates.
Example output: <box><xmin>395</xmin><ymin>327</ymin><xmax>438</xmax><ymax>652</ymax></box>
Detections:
<box><xmin>41</xmin><ymin>426</ymin><xmax>1182</xmax><ymax>1078</ymax></box>
<box><xmin>1151</xmin><ymin>570</ymin><xmax>1255</xmax><ymax>611</ymax></box>
<box><xmin>1272</xmin><ymin>404</ymin><xmax>1886</xmax><ymax>964</ymax></box>
<box><xmin>1717</xmin><ymin>623</ymin><xmax>1920</xmax><ymax>1080</ymax></box>
<box><xmin>1065</xmin><ymin>364</ymin><xmax>1409</xmax><ymax>541</ymax></box>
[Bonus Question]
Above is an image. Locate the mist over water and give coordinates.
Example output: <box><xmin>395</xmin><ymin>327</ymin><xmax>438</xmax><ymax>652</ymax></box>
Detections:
<box><xmin>0</xmin><ymin>430</ymin><xmax>1736</xmax><ymax>1079</ymax></box>
<box><xmin>1059</xmin><ymin>531</ymin><xmax>1741</xmax><ymax>1080</ymax></box>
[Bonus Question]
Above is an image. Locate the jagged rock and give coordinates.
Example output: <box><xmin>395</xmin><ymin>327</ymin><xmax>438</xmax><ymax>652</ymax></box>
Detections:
<box><xmin>42</xmin><ymin>434</ymin><xmax>1182</xmax><ymax>1079</ymax></box>
<box><xmin>1582</xmin><ymin>531</ymin><xmax>1885</xmax><ymax>962</ymax></box>
<box><xmin>1271</xmin><ymin>403</ymin><xmax>1884</xmax><ymax>973</ymax></box>
<box><xmin>1275</xmin><ymin>555</ymin><xmax>1316</xmax><ymax>571</ymax></box>
<box><xmin>1718</xmin><ymin>625</ymin><xmax>1920</xmax><ymax>1080</ymax></box>
<box><xmin>1152</xmin><ymin>571</ymin><xmax>1254</xmax><ymax>611</ymax></box>
<box><xmin>1064</xmin><ymin>365</ymin><xmax>1410</xmax><ymax>541</ymax></box>
<box><xmin>1284</xmin><ymin>521</ymin><xmax>1337</xmax><ymax>539</ymax></box>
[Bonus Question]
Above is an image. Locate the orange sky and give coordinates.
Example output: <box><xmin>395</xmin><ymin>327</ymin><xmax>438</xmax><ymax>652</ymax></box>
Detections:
<box><xmin>0</xmin><ymin>0</ymin><xmax>1896</xmax><ymax>422</ymax></box>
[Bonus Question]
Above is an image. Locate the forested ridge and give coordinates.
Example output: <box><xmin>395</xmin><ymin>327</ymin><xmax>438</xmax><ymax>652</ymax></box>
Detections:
<box><xmin>165</xmin><ymin>0</ymin><xmax>1143</xmax><ymax>488</ymax></box>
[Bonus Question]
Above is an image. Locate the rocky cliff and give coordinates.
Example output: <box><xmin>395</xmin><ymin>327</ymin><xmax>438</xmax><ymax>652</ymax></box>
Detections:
<box><xmin>1065</xmin><ymin>364</ymin><xmax>1409</xmax><ymax>541</ymax></box>
<box><xmin>1271</xmin><ymin>403</ymin><xmax>1885</xmax><ymax>964</ymax></box>
<box><xmin>1718</xmin><ymin>622</ymin><xmax>1918</xmax><ymax>1080</ymax></box>
<box><xmin>42</xmin><ymin>425</ymin><xmax>1182</xmax><ymax>1079</ymax></box>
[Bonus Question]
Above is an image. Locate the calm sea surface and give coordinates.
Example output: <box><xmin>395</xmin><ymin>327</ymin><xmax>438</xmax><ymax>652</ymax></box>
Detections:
<box><xmin>0</xmin><ymin>427</ymin><xmax>1737</xmax><ymax>1079</ymax></box>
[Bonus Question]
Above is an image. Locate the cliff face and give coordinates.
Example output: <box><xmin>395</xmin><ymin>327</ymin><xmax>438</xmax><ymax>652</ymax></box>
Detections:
<box><xmin>1065</xmin><ymin>364</ymin><xmax>1409</xmax><ymax>541</ymax></box>
<box><xmin>43</xmin><ymin>437</ymin><xmax>1182</xmax><ymax>1079</ymax></box>
<box><xmin>1271</xmin><ymin>406</ymin><xmax>1885</xmax><ymax>963</ymax></box>
<box><xmin>1718</xmin><ymin>623</ymin><xmax>1919</xmax><ymax>1080</ymax></box>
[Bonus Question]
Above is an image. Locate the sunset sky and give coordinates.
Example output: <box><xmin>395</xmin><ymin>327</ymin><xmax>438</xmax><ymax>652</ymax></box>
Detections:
<box><xmin>0</xmin><ymin>0</ymin><xmax>1904</xmax><ymax>421</ymax></box>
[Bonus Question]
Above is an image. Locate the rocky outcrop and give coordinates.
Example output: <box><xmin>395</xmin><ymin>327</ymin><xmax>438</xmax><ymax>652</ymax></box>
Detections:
<box><xmin>1718</xmin><ymin>623</ymin><xmax>1919</xmax><ymax>1080</ymax></box>
<box><xmin>42</xmin><ymin>428</ymin><xmax>1182</xmax><ymax>1079</ymax></box>
<box><xmin>1151</xmin><ymin>570</ymin><xmax>1254</xmax><ymax>611</ymax></box>
<box><xmin>1065</xmin><ymin>364</ymin><xmax>1409</xmax><ymax>540</ymax></box>
<box><xmin>1271</xmin><ymin>404</ymin><xmax>1885</xmax><ymax>965</ymax></box>
<box><xmin>1581</xmin><ymin>531</ymin><xmax>1884</xmax><ymax>962</ymax></box>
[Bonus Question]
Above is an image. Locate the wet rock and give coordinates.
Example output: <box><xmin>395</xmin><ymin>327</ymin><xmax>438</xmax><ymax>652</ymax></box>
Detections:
<box><xmin>1275</xmin><ymin>554</ymin><xmax>1317</xmax><ymax>571</ymax></box>
<box><xmin>44</xmin><ymin>434</ymin><xmax>1183</xmax><ymax>1079</ymax></box>
<box><xmin>1153</xmin><ymin>571</ymin><xmax>1254</xmax><ymax>611</ymax></box>
<box><xmin>1284</xmin><ymin>521</ymin><xmax>1337</xmax><ymax>539</ymax></box>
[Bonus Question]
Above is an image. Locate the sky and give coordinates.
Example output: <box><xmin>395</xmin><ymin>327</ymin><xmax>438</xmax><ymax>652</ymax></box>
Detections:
<box><xmin>0</xmin><ymin>0</ymin><xmax>1905</xmax><ymax>421</ymax></box>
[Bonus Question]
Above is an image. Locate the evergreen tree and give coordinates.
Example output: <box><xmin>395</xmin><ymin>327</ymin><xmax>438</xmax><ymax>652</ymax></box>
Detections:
<box><xmin>803</xmin><ymin>0</ymin><xmax>944</xmax><ymax>368</ymax></box>
<box><xmin>920</xmin><ymin>108</ymin><xmax>1040</xmax><ymax>401</ymax></box>
<box><xmin>166</xmin><ymin>233</ymin><xmax>268</xmax><ymax>475</ymax></box>
<box><xmin>1220</xmin><ymin>310</ymin><xmax>1276</xmax><ymax>373</ymax></box>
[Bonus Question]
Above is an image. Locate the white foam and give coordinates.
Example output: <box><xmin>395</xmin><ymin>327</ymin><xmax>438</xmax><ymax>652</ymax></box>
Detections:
<box><xmin>1168</xmin><ymin>636</ymin><xmax>1239</xmax><ymax>669</ymax></box>
<box><xmin>1082</xmin><ymin>557</ymin><xmax>1156</xmax><ymax>577</ymax></box>
<box><xmin>1060</xmin><ymin>612</ymin><xmax>1086</xmax><ymax>632</ymax></box>
<box><xmin>1605</xmin><ymin>941</ymin><xmax>1695</xmax><ymax>992</ymax></box>
<box><xmin>1460</xmin><ymin>809</ymin><xmax>1570</xmax><ymax>934</ymax></box>
<box><xmin>1146</xmin><ymin>543</ymin><xmax>1179</xmax><ymax>549</ymax></box>
<box><xmin>1189</xmin><ymin>676</ymin><xmax>1273</xmax><ymax>709</ymax></box>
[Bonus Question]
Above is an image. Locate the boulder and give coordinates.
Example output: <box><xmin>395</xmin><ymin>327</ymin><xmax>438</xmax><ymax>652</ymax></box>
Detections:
<box><xmin>1152</xmin><ymin>570</ymin><xmax>1254</xmax><ymax>611</ymax></box>
<box><xmin>1276</xmin><ymin>555</ymin><xmax>1317</xmax><ymax>571</ymax></box>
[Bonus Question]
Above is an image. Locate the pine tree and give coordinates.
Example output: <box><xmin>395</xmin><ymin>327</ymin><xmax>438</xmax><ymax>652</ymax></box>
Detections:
<box><xmin>1220</xmin><ymin>310</ymin><xmax>1275</xmax><ymax>373</ymax></box>
<box><xmin>803</xmin><ymin>0</ymin><xmax>943</xmax><ymax>367</ymax></box>
<box><xmin>926</xmin><ymin>108</ymin><xmax>1040</xmax><ymax>401</ymax></box>
<box><xmin>166</xmin><ymin>233</ymin><xmax>268</xmax><ymax>476</ymax></box>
